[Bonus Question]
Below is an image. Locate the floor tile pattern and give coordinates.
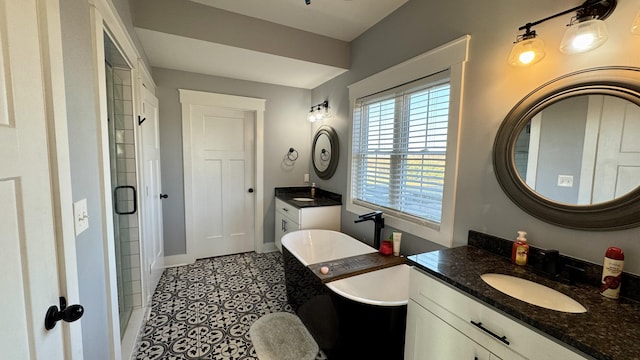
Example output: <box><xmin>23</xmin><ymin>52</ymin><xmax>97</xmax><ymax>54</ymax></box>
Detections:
<box><xmin>135</xmin><ymin>251</ymin><xmax>325</xmax><ymax>360</ymax></box>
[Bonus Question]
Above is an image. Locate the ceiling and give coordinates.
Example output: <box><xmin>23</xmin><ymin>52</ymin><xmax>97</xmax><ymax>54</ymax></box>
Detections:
<box><xmin>189</xmin><ymin>0</ymin><xmax>407</xmax><ymax>42</ymax></box>
<box><xmin>135</xmin><ymin>0</ymin><xmax>407</xmax><ymax>89</ymax></box>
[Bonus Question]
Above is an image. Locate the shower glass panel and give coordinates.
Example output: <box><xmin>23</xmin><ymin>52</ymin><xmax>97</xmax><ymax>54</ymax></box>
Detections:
<box><xmin>104</xmin><ymin>34</ymin><xmax>141</xmax><ymax>338</ymax></box>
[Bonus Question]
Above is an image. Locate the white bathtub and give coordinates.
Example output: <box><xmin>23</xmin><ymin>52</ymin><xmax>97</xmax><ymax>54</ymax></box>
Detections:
<box><xmin>281</xmin><ymin>229</ymin><xmax>409</xmax><ymax>306</ymax></box>
<box><xmin>326</xmin><ymin>264</ymin><xmax>410</xmax><ymax>306</ymax></box>
<box><xmin>281</xmin><ymin>229</ymin><xmax>376</xmax><ymax>266</ymax></box>
<box><xmin>281</xmin><ymin>229</ymin><xmax>409</xmax><ymax>358</ymax></box>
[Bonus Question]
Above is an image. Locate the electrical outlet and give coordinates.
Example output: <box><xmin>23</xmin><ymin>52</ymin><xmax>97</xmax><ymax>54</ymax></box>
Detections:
<box><xmin>73</xmin><ymin>198</ymin><xmax>89</xmax><ymax>236</ymax></box>
<box><xmin>557</xmin><ymin>175</ymin><xmax>574</xmax><ymax>188</ymax></box>
<box><xmin>304</xmin><ymin>173</ymin><xmax>310</xmax><ymax>183</ymax></box>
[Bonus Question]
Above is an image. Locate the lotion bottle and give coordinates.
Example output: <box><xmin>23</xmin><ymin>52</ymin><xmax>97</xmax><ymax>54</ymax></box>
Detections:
<box><xmin>511</xmin><ymin>231</ymin><xmax>529</xmax><ymax>266</ymax></box>
<box><xmin>600</xmin><ymin>246</ymin><xmax>624</xmax><ymax>299</ymax></box>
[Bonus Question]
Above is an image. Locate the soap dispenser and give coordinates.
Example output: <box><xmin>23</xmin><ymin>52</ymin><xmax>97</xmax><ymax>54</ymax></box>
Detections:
<box><xmin>511</xmin><ymin>231</ymin><xmax>529</xmax><ymax>266</ymax></box>
<box><xmin>310</xmin><ymin>183</ymin><xmax>316</xmax><ymax>198</ymax></box>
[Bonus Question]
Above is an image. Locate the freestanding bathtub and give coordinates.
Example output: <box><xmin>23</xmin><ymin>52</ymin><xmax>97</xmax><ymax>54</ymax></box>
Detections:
<box><xmin>282</xmin><ymin>229</ymin><xmax>409</xmax><ymax>359</ymax></box>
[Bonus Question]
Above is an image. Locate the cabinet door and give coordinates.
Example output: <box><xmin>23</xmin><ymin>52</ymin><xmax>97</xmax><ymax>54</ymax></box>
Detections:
<box><xmin>275</xmin><ymin>210</ymin><xmax>299</xmax><ymax>252</ymax></box>
<box><xmin>405</xmin><ymin>300</ymin><xmax>491</xmax><ymax>360</ymax></box>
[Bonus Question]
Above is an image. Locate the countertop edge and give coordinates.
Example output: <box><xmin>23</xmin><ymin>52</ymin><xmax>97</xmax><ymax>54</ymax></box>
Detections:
<box><xmin>407</xmin><ymin>246</ymin><xmax>640</xmax><ymax>360</ymax></box>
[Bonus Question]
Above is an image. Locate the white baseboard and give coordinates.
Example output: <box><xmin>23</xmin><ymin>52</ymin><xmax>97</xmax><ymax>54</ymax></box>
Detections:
<box><xmin>262</xmin><ymin>242</ymin><xmax>278</xmax><ymax>253</ymax></box>
<box><xmin>121</xmin><ymin>306</ymin><xmax>149</xmax><ymax>360</ymax></box>
<box><xmin>164</xmin><ymin>254</ymin><xmax>196</xmax><ymax>268</ymax></box>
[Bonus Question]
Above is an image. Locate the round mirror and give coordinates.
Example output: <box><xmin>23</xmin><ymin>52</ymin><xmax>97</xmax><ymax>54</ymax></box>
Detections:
<box><xmin>312</xmin><ymin>125</ymin><xmax>339</xmax><ymax>179</ymax></box>
<box><xmin>493</xmin><ymin>67</ymin><xmax>640</xmax><ymax>230</ymax></box>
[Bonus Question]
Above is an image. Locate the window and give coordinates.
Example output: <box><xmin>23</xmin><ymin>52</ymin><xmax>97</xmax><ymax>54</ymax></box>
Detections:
<box><xmin>352</xmin><ymin>73</ymin><xmax>450</xmax><ymax>227</ymax></box>
<box><xmin>347</xmin><ymin>36</ymin><xmax>469</xmax><ymax>247</ymax></box>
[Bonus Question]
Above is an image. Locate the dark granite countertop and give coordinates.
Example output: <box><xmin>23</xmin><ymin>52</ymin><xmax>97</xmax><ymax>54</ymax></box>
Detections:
<box><xmin>408</xmin><ymin>245</ymin><xmax>640</xmax><ymax>360</ymax></box>
<box><xmin>275</xmin><ymin>186</ymin><xmax>341</xmax><ymax>208</ymax></box>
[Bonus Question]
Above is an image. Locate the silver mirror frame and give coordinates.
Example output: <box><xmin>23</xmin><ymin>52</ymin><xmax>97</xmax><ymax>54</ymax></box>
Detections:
<box><xmin>493</xmin><ymin>66</ymin><xmax>640</xmax><ymax>230</ymax></box>
<box><xmin>312</xmin><ymin>125</ymin><xmax>339</xmax><ymax>180</ymax></box>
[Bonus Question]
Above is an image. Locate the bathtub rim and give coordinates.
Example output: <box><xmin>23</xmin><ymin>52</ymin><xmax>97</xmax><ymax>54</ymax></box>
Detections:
<box><xmin>325</xmin><ymin>264</ymin><xmax>410</xmax><ymax>307</ymax></box>
<box><xmin>281</xmin><ymin>229</ymin><xmax>376</xmax><ymax>266</ymax></box>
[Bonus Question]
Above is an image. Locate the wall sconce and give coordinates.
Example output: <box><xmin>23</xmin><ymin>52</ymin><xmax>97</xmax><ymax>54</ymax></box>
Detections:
<box><xmin>508</xmin><ymin>28</ymin><xmax>546</xmax><ymax>66</ymax></box>
<box><xmin>307</xmin><ymin>100</ymin><xmax>331</xmax><ymax>122</ymax></box>
<box><xmin>509</xmin><ymin>0</ymin><xmax>616</xmax><ymax>66</ymax></box>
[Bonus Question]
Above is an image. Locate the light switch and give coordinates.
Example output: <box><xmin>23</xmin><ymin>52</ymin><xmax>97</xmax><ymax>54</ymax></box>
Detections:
<box><xmin>73</xmin><ymin>198</ymin><xmax>89</xmax><ymax>236</ymax></box>
<box><xmin>304</xmin><ymin>173</ymin><xmax>310</xmax><ymax>183</ymax></box>
<box><xmin>557</xmin><ymin>175</ymin><xmax>574</xmax><ymax>188</ymax></box>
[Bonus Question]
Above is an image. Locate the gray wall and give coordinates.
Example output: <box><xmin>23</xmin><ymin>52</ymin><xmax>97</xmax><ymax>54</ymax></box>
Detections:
<box><xmin>59</xmin><ymin>0</ymin><xmax>144</xmax><ymax>358</ymax></box>
<box><xmin>153</xmin><ymin>68</ymin><xmax>312</xmax><ymax>256</ymax></box>
<box><xmin>536</xmin><ymin>96</ymin><xmax>588</xmax><ymax>204</ymax></box>
<box><xmin>309</xmin><ymin>0</ymin><xmax>640</xmax><ymax>274</ymax></box>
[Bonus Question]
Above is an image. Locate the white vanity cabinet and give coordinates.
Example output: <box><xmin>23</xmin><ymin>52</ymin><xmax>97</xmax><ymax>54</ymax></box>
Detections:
<box><xmin>405</xmin><ymin>268</ymin><xmax>588</xmax><ymax>360</ymax></box>
<box><xmin>274</xmin><ymin>198</ymin><xmax>340</xmax><ymax>252</ymax></box>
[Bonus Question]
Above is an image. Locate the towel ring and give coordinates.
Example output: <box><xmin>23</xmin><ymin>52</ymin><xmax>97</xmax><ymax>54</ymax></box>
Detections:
<box><xmin>287</xmin><ymin>148</ymin><xmax>299</xmax><ymax>161</ymax></box>
<box><xmin>320</xmin><ymin>148</ymin><xmax>330</xmax><ymax>161</ymax></box>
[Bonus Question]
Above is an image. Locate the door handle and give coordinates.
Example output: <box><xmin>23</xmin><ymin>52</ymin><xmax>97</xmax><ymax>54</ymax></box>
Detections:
<box><xmin>470</xmin><ymin>320</ymin><xmax>510</xmax><ymax>345</ymax></box>
<box><xmin>248</xmin><ymin>188</ymin><xmax>254</xmax><ymax>193</ymax></box>
<box><xmin>114</xmin><ymin>186</ymin><xmax>137</xmax><ymax>215</ymax></box>
<box><xmin>45</xmin><ymin>297</ymin><xmax>84</xmax><ymax>330</ymax></box>
<box><xmin>160</xmin><ymin>193</ymin><xmax>168</xmax><ymax>199</ymax></box>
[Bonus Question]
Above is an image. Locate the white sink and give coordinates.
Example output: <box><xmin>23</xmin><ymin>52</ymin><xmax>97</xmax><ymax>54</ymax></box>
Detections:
<box><xmin>481</xmin><ymin>273</ymin><xmax>587</xmax><ymax>313</ymax></box>
<box><xmin>292</xmin><ymin>197</ymin><xmax>314</xmax><ymax>202</ymax></box>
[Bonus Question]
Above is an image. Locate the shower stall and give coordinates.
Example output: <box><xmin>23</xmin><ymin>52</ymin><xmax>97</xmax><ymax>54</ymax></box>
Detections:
<box><xmin>104</xmin><ymin>34</ymin><xmax>142</xmax><ymax>337</ymax></box>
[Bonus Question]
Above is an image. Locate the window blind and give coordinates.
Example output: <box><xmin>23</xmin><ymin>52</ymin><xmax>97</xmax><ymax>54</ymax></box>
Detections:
<box><xmin>352</xmin><ymin>71</ymin><xmax>451</xmax><ymax>225</ymax></box>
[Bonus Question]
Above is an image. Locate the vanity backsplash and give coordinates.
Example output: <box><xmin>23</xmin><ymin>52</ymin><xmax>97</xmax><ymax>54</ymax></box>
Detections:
<box><xmin>468</xmin><ymin>230</ymin><xmax>640</xmax><ymax>303</ymax></box>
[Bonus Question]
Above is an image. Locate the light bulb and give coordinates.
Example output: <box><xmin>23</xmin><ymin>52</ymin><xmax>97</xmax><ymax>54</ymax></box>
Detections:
<box><xmin>508</xmin><ymin>37</ymin><xmax>546</xmax><ymax>67</ymax></box>
<box><xmin>560</xmin><ymin>19</ymin><xmax>608</xmax><ymax>54</ymax></box>
<box><xmin>307</xmin><ymin>111</ymin><xmax>317</xmax><ymax>122</ymax></box>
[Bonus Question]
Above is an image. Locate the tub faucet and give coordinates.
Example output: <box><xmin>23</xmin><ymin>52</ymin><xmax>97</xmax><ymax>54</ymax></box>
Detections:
<box><xmin>354</xmin><ymin>211</ymin><xmax>384</xmax><ymax>249</ymax></box>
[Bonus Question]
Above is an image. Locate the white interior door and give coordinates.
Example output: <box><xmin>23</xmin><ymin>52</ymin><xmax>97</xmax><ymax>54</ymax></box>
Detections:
<box><xmin>581</xmin><ymin>95</ymin><xmax>640</xmax><ymax>203</ymax></box>
<box><xmin>190</xmin><ymin>104</ymin><xmax>255</xmax><ymax>258</ymax></box>
<box><xmin>0</xmin><ymin>0</ymin><xmax>77</xmax><ymax>357</ymax></box>
<box><xmin>139</xmin><ymin>86</ymin><xmax>164</xmax><ymax>305</ymax></box>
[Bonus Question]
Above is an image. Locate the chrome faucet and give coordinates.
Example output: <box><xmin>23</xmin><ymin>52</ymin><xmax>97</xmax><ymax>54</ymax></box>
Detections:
<box><xmin>354</xmin><ymin>211</ymin><xmax>384</xmax><ymax>249</ymax></box>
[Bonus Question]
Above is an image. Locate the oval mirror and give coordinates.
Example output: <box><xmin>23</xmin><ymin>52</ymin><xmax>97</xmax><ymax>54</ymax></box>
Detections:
<box><xmin>493</xmin><ymin>67</ymin><xmax>640</xmax><ymax>230</ymax></box>
<box><xmin>312</xmin><ymin>125</ymin><xmax>339</xmax><ymax>179</ymax></box>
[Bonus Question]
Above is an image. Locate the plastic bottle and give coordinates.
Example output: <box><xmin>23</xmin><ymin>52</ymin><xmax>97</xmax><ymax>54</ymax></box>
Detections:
<box><xmin>600</xmin><ymin>247</ymin><xmax>624</xmax><ymax>299</ymax></box>
<box><xmin>511</xmin><ymin>231</ymin><xmax>529</xmax><ymax>266</ymax></box>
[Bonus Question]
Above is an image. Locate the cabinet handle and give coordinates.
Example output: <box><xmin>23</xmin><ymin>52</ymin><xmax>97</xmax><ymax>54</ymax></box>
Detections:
<box><xmin>470</xmin><ymin>320</ymin><xmax>510</xmax><ymax>345</ymax></box>
<box><xmin>282</xmin><ymin>219</ymin><xmax>287</xmax><ymax>232</ymax></box>
<box><xmin>282</xmin><ymin>207</ymin><xmax>289</xmax><ymax>212</ymax></box>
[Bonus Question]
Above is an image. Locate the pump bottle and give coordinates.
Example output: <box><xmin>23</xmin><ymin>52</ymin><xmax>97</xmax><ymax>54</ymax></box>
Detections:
<box><xmin>511</xmin><ymin>231</ymin><xmax>529</xmax><ymax>266</ymax></box>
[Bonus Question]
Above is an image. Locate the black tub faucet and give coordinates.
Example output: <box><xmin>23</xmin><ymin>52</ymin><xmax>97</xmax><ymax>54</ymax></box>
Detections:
<box><xmin>354</xmin><ymin>211</ymin><xmax>385</xmax><ymax>250</ymax></box>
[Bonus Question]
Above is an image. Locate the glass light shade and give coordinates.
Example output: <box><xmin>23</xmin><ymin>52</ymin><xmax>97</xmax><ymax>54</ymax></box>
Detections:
<box><xmin>307</xmin><ymin>111</ymin><xmax>317</xmax><ymax>122</ymax></box>
<box><xmin>560</xmin><ymin>19</ymin><xmax>608</xmax><ymax>54</ymax></box>
<box><xmin>632</xmin><ymin>10</ymin><xmax>640</xmax><ymax>35</ymax></box>
<box><xmin>508</xmin><ymin>37</ymin><xmax>546</xmax><ymax>66</ymax></box>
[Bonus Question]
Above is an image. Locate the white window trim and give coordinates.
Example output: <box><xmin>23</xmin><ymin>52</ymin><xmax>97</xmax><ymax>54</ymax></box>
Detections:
<box><xmin>347</xmin><ymin>35</ymin><xmax>470</xmax><ymax>248</ymax></box>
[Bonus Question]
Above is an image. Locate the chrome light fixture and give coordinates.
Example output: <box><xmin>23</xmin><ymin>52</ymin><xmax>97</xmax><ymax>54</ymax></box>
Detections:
<box><xmin>509</xmin><ymin>0</ymin><xmax>616</xmax><ymax>66</ymax></box>
<box><xmin>307</xmin><ymin>100</ymin><xmax>331</xmax><ymax>122</ymax></box>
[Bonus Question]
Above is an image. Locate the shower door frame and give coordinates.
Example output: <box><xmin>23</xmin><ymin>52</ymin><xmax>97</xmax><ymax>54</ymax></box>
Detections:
<box><xmin>88</xmin><ymin>0</ymin><xmax>157</xmax><ymax>358</ymax></box>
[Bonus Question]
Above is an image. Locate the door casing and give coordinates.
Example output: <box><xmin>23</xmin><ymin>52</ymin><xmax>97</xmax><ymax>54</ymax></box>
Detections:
<box><xmin>180</xmin><ymin>89</ymin><xmax>265</xmax><ymax>262</ymax></box>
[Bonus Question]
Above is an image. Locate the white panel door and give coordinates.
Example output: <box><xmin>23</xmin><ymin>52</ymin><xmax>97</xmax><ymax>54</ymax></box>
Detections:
<box><xmin>139</xmin><ymin>86</ymin><xmax>164</xmax><ymax>305</ymax></box>
<box><xmin>588</xmin><ymin>96</ymin><xmax>640</xmax><ymax>203</ymax></box>
<box><xmin>190</xmin><ymin>105</ymin><xmax>255</xmax><ymax>258</ymax></box>
<box><xmin>0</xmin><ymin>0</ymin><xmax>72</xmax><ymax>357</ymax></box>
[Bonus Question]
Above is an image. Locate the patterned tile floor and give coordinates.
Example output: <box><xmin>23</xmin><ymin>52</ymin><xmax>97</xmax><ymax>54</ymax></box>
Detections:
<box><xmin>135</xmin><ymin>251</ymin><xmax>326</xmax><ymax>360</ymax></box>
